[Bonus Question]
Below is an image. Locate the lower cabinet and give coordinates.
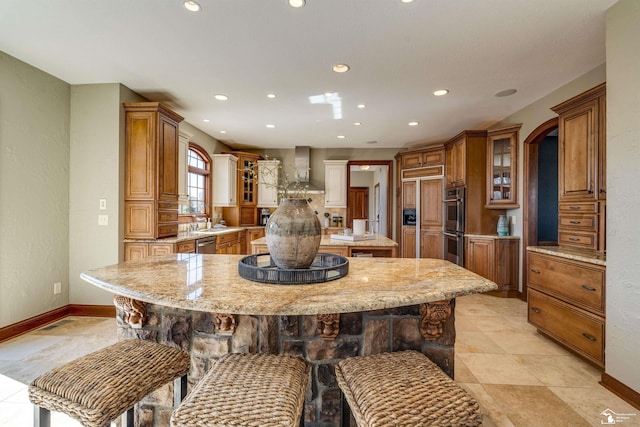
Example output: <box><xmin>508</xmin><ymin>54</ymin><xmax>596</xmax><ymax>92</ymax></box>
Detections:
<box><xmin>216</xmin><ymin>232</ymin><xmax>242</xmax><ymax>254</ymax></box>
<box><xmin>124</xmin><ymin>240</ymin><xmax>195</xmax><ymax>261</ymax></box>
<box><xmin>465</xmin><ymin>235</ymin><xmax>519</xmax><ymax>297</ymax></box>
<box><xmin>420</xmin><ymin>230</ymin><xmax>443</xmax><ymax>259</ymax></box>
<box><xmin>527</xmin><ymin>250</ymin><xmax>605</xmax><ymax>368</ymax></box>
<box><xmin>246</xmin><ymin>228</ymin><xmax>266</xmax><ymax>254</ymax></box>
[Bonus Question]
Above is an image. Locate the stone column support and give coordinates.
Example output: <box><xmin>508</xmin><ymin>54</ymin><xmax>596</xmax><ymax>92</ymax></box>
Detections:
<box><xmin>113</xmin><ymin>296</ymin><xmax>147</xmax><ymax>329</ymax></box>
<box><xmin>317</xmin><ymin>313</ymin><xmax>340</xmax><ymax>340</ymax></box>
<box><xmin>419</xmin><ymin>299</ymin><xmax>452</xmax><ymax>341</ymax></box>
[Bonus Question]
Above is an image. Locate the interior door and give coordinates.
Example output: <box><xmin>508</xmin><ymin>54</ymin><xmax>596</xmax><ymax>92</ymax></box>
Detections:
<box><xmin>347</xmin><ymin>187</ymin><xmax>369</xmax><ymax>228</ymax></box>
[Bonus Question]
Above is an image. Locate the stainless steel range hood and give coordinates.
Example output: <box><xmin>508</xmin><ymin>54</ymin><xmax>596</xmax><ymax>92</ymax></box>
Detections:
<box><xmin>289</xmin><ymin>146</ymin><xmax>325</xmax><ymax>194</ymax></box>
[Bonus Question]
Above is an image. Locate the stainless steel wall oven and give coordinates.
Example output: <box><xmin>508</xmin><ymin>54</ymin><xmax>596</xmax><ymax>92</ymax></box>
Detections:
<box><xmin>443</xmin><ymin>187</ymin><xmax>465</xmax><ymax>266</ymax></box>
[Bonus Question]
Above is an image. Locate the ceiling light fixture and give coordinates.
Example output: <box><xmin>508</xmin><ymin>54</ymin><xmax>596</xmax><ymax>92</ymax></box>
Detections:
<box><xmin>354</xmin><ymin>122</ymin><xmax>361</xmax><ymax>126</ymax></box>
<box><xmin>267</xmin><ymin>93</ymin><xmax>276</xmax><ymax>99</ymax></box>
<box><xmin>337</xmin><ymin>135</ymin><xmax>346</xmax><ymax>139</ymax></box>
<box><xmin>495</xmin><ymin>89</ymin><xmax>517</xmax><ymax>97</ymax></box>
<box><xmin>203</xmin><ymin>119</ymin><xmax>210</xmax><ymax>123</ymax></box>
<box><xmin>408</xmin><ymin>121</ymin><xmax>419</xmax><ymax>126</ymax></box>
<box><xmin>332</xmin><ymin>64</ymin><xmax>350</xmax><ymax>73</ymax></box>
<box><xmin>359</xmin><ymin>165</ymin><xmax>370</xmax><ymax>171</ymax></box>
<box><xmin>288</xmin><ymin>0</ymin><xmax>305</xmax><ymax>8</ymax></box>
<box><xmin>401</xmin><ymin>0</ymin><xmax>415</xmax><ymax>3</ymax></box>
<box><xmin>184</xmin><ymin>1</ymin><xmax>201</xmax><ymax>12</ymax></box>
<box><xmin>214</xmin><ymin>94</ymin><xmax>229</xmax><ymax>101</ymax></box>
<box><xmin>357</xmin><ymin>104</ymin><xmax>366</xmax><ymax>109</ymax></box>
<box><xmin>266</xmin><ymin>124</ymin><xmax>276</xmax><ymax>128</ymax></box>
<box><xmin>220</xmin><ymin>130</ymin><xmax>227</xmax><ymax>134</ymax></box>
<box><xmin>433</xmin><ymin>89</ymin><xmax>449</xmax><ymax>97</ymax></box>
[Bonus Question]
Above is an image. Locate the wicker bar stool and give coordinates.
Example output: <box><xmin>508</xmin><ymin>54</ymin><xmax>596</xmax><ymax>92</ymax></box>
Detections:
<box><xmin>29</xmin><ymin>339</ymin><xmax>190</xmax><ymax>427</ymax></box>
<box><xmin>171</xmin><ymin>353</ymin><xmax>310</xmax><ymax>427</ymax></box>
<box><xmin>335</xmin><ymin>350</ymin><xmax>482</xmax><ymax>427</ymax></box>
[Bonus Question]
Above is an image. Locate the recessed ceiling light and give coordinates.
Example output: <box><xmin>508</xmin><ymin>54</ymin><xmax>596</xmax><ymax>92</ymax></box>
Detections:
<box><xmin>267</xmin><ymin>93</ymin><xmax>276</xmax><ymax>99</ymax></box>
<box><xmin>495</xmin><ymin>89</ymin><xmax>517</xmax><ymax>97</ymax></box>
<box><xmin>220</xmin><ymin>130</ymin><xmax>227</xmax><ymax>134</ymax></box>
<box><xmin>203</xmin><ymin>119</ymin><xmax>210</xmax><ymax>123</ymax></box>
<box><xmin>266</xmin><ymin>124</ymin><xmax>276</xmax><ymax>128</ymax></box>
<box><xmin>354</xmin><ymin>122</ymin><xmax>361</xmax><ymax>126</ymax></box>
<box><xmin>433</xmin><ymin>89</ymin><xmax>449</xmax><ymax>97</ymax></box>
<box><xmin>214</xmin><ymin>94</ymin><xmax>228</xmax><ymax>101</ymax></box>
<box><xmin>184</xmin><ymin>1</ymin><xmax>201</xmax><ymax>12</ymax></box>
<box><xmin>357</xmin><ymin>104</ymin><xmax>366</xmax><ymax>109</ymax></box>
<box><xmin>288</xmin><ymin>0</ymin><xmax>305</xmax><ymax>8</ymax></box>
<box><xmin>408</xmin><ymin>121</ymin><xmax>419</xmax><ymax>126</ymax></box>
<box><xmin>332</xmin><ymin>64</ymin><xmax>350</xmax><ymax>73</ymax></box>
<box><xmin>401</xmin><ymin>0</ymin><xmax>415</xmax><ymax>3</ymax></box>
<box><xmin>337</xmin><ymin>135</ymin><xmax>346</xmax><ymax>139</ymax></box>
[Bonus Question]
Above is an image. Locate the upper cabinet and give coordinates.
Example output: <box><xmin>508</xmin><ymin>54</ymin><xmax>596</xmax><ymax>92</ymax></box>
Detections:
<box><xmin>553</xmin><ymin>83</ymin><xmax>606</xmax><ymax>202</ymax></box>
<box><xmin>221</xmin><ymin>152</ymin><xmax>262</xmax><ymax>226</ymax></box>
<box><xmin>486</xmin><ymin>125</ymin><xmax>521</xmax><ymax>209</ymax></box>
<box><xmin>124</xmin><ymin>102</ymin><xmax>183</xmax><ymax>239</ymax></box>
<box><xmin>257</xmin><ymin>159</ymin><xmax>280</xmax><ymax>208</ymax></box>
<box><xmin>212</xmin><ymin>154</ymin><xmax>238</xmax><ymax>207</ymax></box>
<box><xmin>324</xmin><ymin>160</ymin><xmax>348</xmax><ymax>208</ymax></box>
<box><xmin>444</xmin><ymin>136</ymin><xmax>466</xmax><ymax>189</ymax></box>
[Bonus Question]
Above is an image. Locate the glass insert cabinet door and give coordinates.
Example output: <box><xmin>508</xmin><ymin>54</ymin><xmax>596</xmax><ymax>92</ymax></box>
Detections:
<box><xmin>486</xmin><ymin>124</ymin><xmax>521</xmax><ymax>209</ymax></box>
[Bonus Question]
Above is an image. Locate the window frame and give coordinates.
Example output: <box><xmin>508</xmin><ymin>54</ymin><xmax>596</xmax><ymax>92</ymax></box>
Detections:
<box><xmin>182</xmin><ymin>143</ymin><xmax>212</xmax><ymax>220</ymax></box>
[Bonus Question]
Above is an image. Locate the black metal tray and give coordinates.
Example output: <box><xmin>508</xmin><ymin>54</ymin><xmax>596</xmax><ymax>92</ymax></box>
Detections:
<box><xmin>238</xmin><ymin>253</ymin><xmax>349</xmax><ymax>284</ymax></box>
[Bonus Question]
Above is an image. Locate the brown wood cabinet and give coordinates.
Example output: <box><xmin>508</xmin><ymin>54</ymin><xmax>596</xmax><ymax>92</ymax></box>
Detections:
<box><xmin>444</xmin><ymin>130</ymin><xmax>504</xmax><ymax>235</ymax></box>
<box><xmin>216</xmin><ymin>231</ymin><xmax>243</xmax><ymax>254</ymax></box>
<box><xmin>396</xmin><ymin>146</ymin><xmax>445</xmax><ymax>259</ymax></box>
<box><xmin>124</xmin><ymin>239</ymin><xmax>195</xmax><ymax>261</ymax></box>
<box><xmin>527</xmin><ymin>250</ymin><xmax>605</xmax><ymax>368</ymax></box>
<box><xmin>486</xmin><ymin>125</ymin><xmax>521</xmax><ymax>209</ymax></box>
<box><xmin>552</xmin><ymin>84</ymin><xmax>606</xmax><ymax>252</ymax></box>
<box><xmin>222</xmin><ymin>152</ymin><xmax>262</xmax><ymax>226</ymax></box>
<box><xmin>465</xmin><ymin>236</ymin><xmax>519</xmax><ymax>297</ymax></box>
<box><xmin>246</xmin><ymin>227</ymin><xmax>266</xmax><ymax>254</ymax></box>
<box><xmin>124</xmin><ymin>102</ymin><xmax>184</xmax><ymax>239</ymax></box>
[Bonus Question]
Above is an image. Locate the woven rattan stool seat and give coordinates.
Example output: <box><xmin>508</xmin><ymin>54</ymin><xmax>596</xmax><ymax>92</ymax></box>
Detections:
<box><xmin>336</xmin><ymin>351</ymin><xmax>481</xmax><ymax>427</ymax></box>
<box><xmin>171</xmin><ymin>353</ymin><xmax>310</xmax><ymax>427</ymax></box>
<box><xmin>29</xmin><ymin>339</ymin><xmax>190</xmax><ymax>427</ymax></box>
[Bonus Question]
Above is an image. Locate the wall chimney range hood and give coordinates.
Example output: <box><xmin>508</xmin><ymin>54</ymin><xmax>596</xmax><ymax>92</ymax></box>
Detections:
<box><xmin>289</xmin><ymin>146</ymin><xmax>325</xmax><ymax>194</ymax></box>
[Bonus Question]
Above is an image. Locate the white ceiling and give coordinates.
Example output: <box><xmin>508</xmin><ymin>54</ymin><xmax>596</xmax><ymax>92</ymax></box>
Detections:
<box><xmin>0</xmin><ymin>0</ymin><xmax>615</xmax><ymax>150</ymax></box>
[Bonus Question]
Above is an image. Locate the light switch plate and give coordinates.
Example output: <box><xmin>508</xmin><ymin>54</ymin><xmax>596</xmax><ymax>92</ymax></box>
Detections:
<box><xmin>99</xmin><ymin>199</ymin><xmax>107</xmax><ymax>210</ymax></box>
<box><xmin>98</xmin><ymin>215</ymin><xmax>109</xmax><ymax>226</ymax></box>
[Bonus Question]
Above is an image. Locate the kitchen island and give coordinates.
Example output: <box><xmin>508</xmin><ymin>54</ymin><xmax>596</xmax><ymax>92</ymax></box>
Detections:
<box><xmin>81</xmin><ymin>254</ymin><xmax>496</xmax><ymax>427</ymax></box>
<box><xmin>251</xmin><ymin>234</ymin><xmax>399</xmax><ymax>258</ymax></box>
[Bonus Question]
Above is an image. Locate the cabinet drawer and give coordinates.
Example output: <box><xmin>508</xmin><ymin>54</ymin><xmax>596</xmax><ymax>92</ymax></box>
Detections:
<box><xmin>558</xmin><ymin>201</ymin><xmax>598</xmax><ymax>213</ymax></box>
<box><xmin>158</xmin><ymin>201</ymin><xmax>179</xmax><ymax>210</ymax></box>
<box><xmin>158</xmin><ymin>212</ymin><xmax>178</xmax><ymax>222</ymax></box>
<box><xmin>217</xmin><ymin>232</ymin><xmax>239</xmax><ymax>245</ymax></box>
<box><xmin>528</xmin><ymin>289</ymin><xmax>604</xmax><ymax>367</ymax></box>
<box><xmin>558</xmin><ymin>214</ymin><xmax>597</xmax><ymax>232</ymax></box>
<box><xmin>157</xmin><ymin>223</ymin><xmax>178</xmax><ymax>238</ymax></box>
<box><xmin>558</xmin><ymin>230</ymin><xmax>597</xmax><ymax>251</ymax></box>
<box><xmin>176</xmin><ymin>240</ymin><xmax>196</xmax><ymax>253</ymax></box>
<box><xmin>528</xmin><ymin>252</ymin><xmax>604</xmax><ymax>314</ymax></box>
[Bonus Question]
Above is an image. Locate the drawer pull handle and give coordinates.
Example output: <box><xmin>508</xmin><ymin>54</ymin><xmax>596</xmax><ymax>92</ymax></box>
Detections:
<box><xmin>569</xmin><ymin>206</ymin><xmax>580</xmax><ymax>210</ymax></box>
<box><xmin>530</xmin><ymin>269</ymin><xmax>541</xmax><ymax>274</ymax></box>
<box><xmin>581</xmin><ymin>285</ymin><xmax>597</xmax><ymax>291</ymax></box>
<box><xmin>582</xmin><ymin>333</ymin><xmax>596</xmax><ymax>342</ymax></box>
<box><xmin>531</xmin><ymin>307</ymin><xmax>541</xmax><ymax>314</ymax></box>
<box><xmin>569</xmin><ymin>221</ymin><xmax>581</xmax><ymax>224</ymax></box>
<box><xmin>568</xmin><ymin>238</ymin><xmax>580</xmax><ymax>242</ymax></box>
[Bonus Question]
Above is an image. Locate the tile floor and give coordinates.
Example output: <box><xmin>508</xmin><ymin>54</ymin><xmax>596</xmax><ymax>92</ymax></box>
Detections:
<box><xmin>0</xmin><ymin>295</ymin><xmax>637</xmax><ymax>426</ymax></box>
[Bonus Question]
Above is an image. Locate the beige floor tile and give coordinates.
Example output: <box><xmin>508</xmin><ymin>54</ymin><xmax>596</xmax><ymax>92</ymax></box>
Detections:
<box><xmin>481</xmin><ymin>384</ymin><xmax>591</xmax><ymax>426</ymax></box>
<box><xmin>486</xmin><ymin>330</ymin><xmax>572</xmax><ymax>356</ymax></box>
<box><xmin>550</xmin><ymin>386</ymin><xmax>640</xmax><ymax>427</ymax></box>
<box><xmin>464</xmin><ymin>315</ymin><xmax>525</xmax><ymax>334</ymax></box>
<box><xmin>454</xmin><ymin>355</ymin><xmax>479</xmax><ymax>383</ymax></box>
<box><xmin>457</xmin><ymin>353</ymin><xmax>543</xmax><ymax>386</ymax></box>
<box><xmin>454</xmin><ymin>315</ymin><xmax>481</xmax><ymax>332</ymax></box>
<box><xmin>455</xmin><ymin>331</ymin><xmax>505</xmax><ymax>354</ymax></box>
<box><xmin>458</xmin><ymin>383</ymin><xmax>516</xmax><ymax>426</ymax></box>
<box><xmin>514</xmin><ymin>354</ymin><xmax>602</xmax><ymax>387</ymax></box>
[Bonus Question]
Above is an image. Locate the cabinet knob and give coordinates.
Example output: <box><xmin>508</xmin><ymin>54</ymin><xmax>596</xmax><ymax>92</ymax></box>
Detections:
<box><xmin>599</xmin><ymin>189</ymin><xmax>606</xmax><ymax>194</ymax></box>
<box><xmin>581</xmin><ymin>333</ymin><xmax>596</xmax><ymax>342</ymax></box>
<box><xmin>531</xmin><ymin>307</ymin><xmax>541</xmax><ymax>314</ymax></box>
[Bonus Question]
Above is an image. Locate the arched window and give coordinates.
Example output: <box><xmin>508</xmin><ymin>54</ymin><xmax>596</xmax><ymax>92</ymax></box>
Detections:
<box><xmin>186</xmin><ymin>144</ymin><xmax>211</xmax><ymax>217</ymax></box>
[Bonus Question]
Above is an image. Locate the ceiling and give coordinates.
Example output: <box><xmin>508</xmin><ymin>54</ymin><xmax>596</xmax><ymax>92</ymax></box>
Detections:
<box><xmin>0</xmin><ymin>0</ymin><xmax>615</xmax><ymax>150</ymax></box>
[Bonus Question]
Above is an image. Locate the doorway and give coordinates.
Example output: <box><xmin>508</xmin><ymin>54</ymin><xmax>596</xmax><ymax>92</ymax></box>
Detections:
<box><xmin>347</xmin><ymin>187</ymin><xmax>369</xmax><ymax>228</ymax></box>
<box><xmin>522</xmin><ymin>118</ymin><xmax>559</xmax><ymax>299</ymax></box>
<box><xmin>346</xmin><ymin>160</ymin><xmax>393</xmax><ymax>238</ymax></box>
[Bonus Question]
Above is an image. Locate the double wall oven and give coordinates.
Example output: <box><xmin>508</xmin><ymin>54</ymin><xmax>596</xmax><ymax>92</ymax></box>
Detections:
<box><xmin>443</xmin><ymin>187</ymin><xmax>465</xmax><ymax>266</ymax></box>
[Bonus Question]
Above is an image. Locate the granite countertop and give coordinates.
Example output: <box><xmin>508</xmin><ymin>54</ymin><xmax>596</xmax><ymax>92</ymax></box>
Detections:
<box><xmin>123</xmin><ymin>226</ymin><xmax>255</xmax><ymax>244</ymax></box>
<box><xmin>527</xmin><ymin>246</ymin><xmax>606</xmax><ymax>266</ymax></box>
<box><xmin>251</xmin><ymin>234</ymin><xmax>398</xmax><ymax>248</ymax></box>
<box><xmin>465</xmin><ymin>234</ymin><xmax>520</xmax><ymax>240</ymax></box>
<box><xmin>81</xmin><ymin>255</ymin><xmax>497</xmax><ymax>315</ymax></box>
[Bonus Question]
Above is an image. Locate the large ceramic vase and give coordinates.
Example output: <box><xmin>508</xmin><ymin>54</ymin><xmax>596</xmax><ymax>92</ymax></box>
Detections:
<box><xmin>265</xmin><ymin>198</ymin><xmax>321</xmax><ymax>269</ymax></box>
